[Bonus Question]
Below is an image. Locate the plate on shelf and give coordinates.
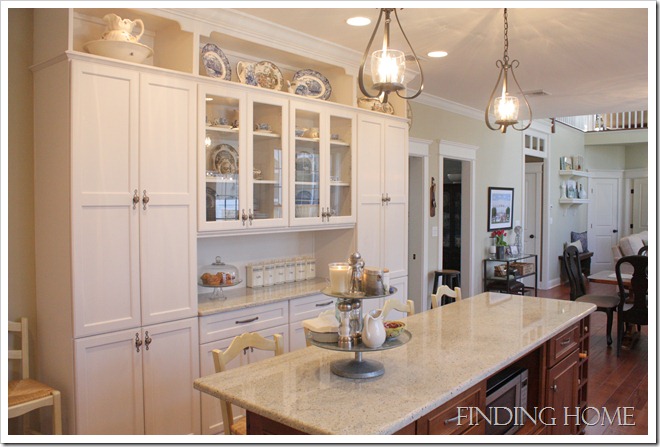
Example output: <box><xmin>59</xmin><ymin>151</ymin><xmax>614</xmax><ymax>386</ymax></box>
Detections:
<box><xmin>209</xmin><ymin>144</ymin><xmax>239</xmax><ymax>175</ymax></box>
<box><xmin>201</xmin><ymin>43</ymin><xmax>231</xmax><ymax>80</ymax></box>
<box><xmin>295</xmin><ymin>151</ymin><xmax>317</xmax><ymax>182</ymax></box>
<box><xmin>358</xmin><ymin>97</ymin><xmax>395</xmax><ymax>115</ymax></box>
<box><xmin>291</xmin><ymin>69</ymin><xmax>332</xmax><ymax>100</ymax></box>
<box><xmin>253</xmin><ymin>61</ymin><xmax>284</xmax><ymax>91</ymax></box>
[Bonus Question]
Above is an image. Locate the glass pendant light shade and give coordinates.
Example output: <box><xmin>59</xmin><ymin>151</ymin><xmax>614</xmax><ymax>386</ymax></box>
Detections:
<box><xmin>485</xmin><ymin>9</ymin><xmax>532</xmax><ymax>133</ymax></box>
<box><xmin>371</xmin><ymin>49</ymin><xmax>405</xmax><ymax>92</ymax></box>
<box><xmin>494</xmin><ymin>94</ymin><xmax>519</xmax><ymax>125</ymax></box>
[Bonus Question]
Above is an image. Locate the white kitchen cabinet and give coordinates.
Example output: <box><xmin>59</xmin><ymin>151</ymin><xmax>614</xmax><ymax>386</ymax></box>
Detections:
<box><xmin>74</xmin><ymin>318</ymin><xmax>200</xmax><ymax>435</ymax></box>
<box><xmin>198</xmin><ymin>84</ymin><xmax>289</xmax><ymax>232</ymax></box>
<box><xmin>289</xmin><ymin>293</ymin><xmax>337</xmax><ymax>351</ymax></box>
<box><xmin>290</xmin><ymin>101</ymin><xmax>357</xmax><ymax>227</ymax></box>
<box><xmin>199</xmin><ymin>303</ymin><xmax>290</xmax><ymax>434</ymax></box>
<box><xmin>34</xmin><ymin>56</ymin><xmax>198</xmax><ymax>434</ymax></box>
<box><xmin>357</xmin><ymin>113</ymin><xmax>409</xmax><ymax>279</ymax></box>
<box><xmin>71</xmin><ymin>60</ymin><xmax>197</xmax><ymax>337</ymax></box>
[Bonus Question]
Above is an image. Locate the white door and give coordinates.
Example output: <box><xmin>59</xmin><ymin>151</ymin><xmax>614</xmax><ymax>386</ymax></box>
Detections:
<box><xmin>75</xmin><ymin>329</ymin><xmax>145</xmax><ymax>434</ymax></box>
<box><xmin>139</xmin><ymin>73</ymin><xmax>197</xmax><ymax>325</ymax></box>
<box><xmin>524</xmin><ymin>163</ymin><xmax>542</xmax><ymax>256</ymax></box>
<box><xmin>632</xmin><ymin>177</ymin><xmax>649</xmax><ymax>233</ymax></box>
<box><xmin>589</xmin><ymin>177</ymin><xmax>620</xmax><ymax>272</ymax></box>
<box><xmin>142</xmin><ymin>318</ymin><xmax>200</xmax><ymax>434</ymax></box>
<box><xmin>71</xmin><ymin>61</ymin><xmax>142</xmax><ymax>338</ymax></box>
<box><xmin>408</xmin><ymin>156</ymin><xmax>424</xmax><ymax>313</ymax></box>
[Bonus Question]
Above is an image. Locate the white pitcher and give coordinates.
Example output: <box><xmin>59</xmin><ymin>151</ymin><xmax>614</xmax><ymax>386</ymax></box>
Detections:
<box><xmin>236</xmin><ymin>61</ymin><xmax>255</xmax><ymax>84</ymax></box>
<box><xmin>102</xmin><ymin>13</ymin><xmax>144</xmax><ymax>43</ymax></box>
<box><xmin>362</xmin><ymin>309</ymin><xmax>386</xmax><ymax>348</ymax></box>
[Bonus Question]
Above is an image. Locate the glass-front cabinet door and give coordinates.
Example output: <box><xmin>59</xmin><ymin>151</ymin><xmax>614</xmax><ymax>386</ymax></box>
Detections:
<box><xmin>290</xmin><ymin>101</ymin><xmax>356</xmax><ymax>227</ymax></box>
<box><xmin>248</xmin><ymin>94</ymin><xmax>289</xmax><ymax>228</ymax></box>
<box><xmin>199</xmin><ymin>84</ymin><xmax>287</xmax><ymax>232</ymax></box>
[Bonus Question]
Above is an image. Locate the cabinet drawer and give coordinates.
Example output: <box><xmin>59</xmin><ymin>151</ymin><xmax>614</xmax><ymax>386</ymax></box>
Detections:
<box><xmin>418</xmin><ymin>382</ymin><xmax>485</xmax><ymax>435</ymax></box>
<box><xmin>289</xmin><ymin>294</ymin><xmax>336</xmax><ymax>323</ymax></box>
<box><xmin>548</xmin><ymin>324</ymin><xmax>579</xmax><ymax>366</ymax></box>
<box><xmin>199</xmin><ymin>301</ymin><xmax>289</xmax><ymax>344</ymax></box>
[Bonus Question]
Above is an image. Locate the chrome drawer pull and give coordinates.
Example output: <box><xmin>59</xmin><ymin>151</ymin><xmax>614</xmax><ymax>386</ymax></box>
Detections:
<box><xmin>235</xmin><ymin>316</ymin><xmax>259</xmax><ymax>325</ymax></box>
<box><xmin>315</xmin><ymin>301</ymin><xmax>334</xmax><ymax>307</ymax></box>
<box><xmin>560</xmin><ymin>338</ymin><xmax>572</xmax><ymax>346</ymax></box>
<box><xmin>444</xmin><ymin>415</ymin><xmax>459</xmax><ymax>424</ymax></box>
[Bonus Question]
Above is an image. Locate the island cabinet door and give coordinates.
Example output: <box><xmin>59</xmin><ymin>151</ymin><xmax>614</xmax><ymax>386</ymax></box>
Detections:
<box><xmin>199</xmin><ymin>324</ymin><xmax>289</xmax><ymax>435</ymax></box>
<box><xmin>545</xmin><ymin>349</ymin><xmax>580</xmax><ymax>435</ymax></box>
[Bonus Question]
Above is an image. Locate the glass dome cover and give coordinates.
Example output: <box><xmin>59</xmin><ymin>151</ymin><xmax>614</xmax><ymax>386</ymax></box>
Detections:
<box><xmin>199</xmin><ymin>256</ymin><xmax>240</xmax><ymax>286</ymax></box>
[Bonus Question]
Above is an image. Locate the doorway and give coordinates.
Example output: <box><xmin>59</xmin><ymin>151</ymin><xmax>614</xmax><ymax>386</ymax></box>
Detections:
<box><xmin>524</xmin><ymin>159</ymin><xmax>543</xmax><ymax>284</ymax></box>
<box><xmin>408</xmin><ymin>138</ymin><xmax>430</xmax><ymax>312</ymax></box>
<box><xmin>442</xmin><ymin>159</ymin><xmax>462</xmax><ymax>271</ymax></box>
<box><xmin>589</xmin><ymin>175</ymin><xmax>621</xmax><ymax>272</ymax></box>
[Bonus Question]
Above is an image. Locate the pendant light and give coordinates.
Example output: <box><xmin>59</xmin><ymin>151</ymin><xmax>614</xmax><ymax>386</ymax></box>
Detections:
<box><xmin>485</xmin><ymin>8</ymin><xmax>532</xmax><ymax>133</ymax></box>
<box><xmin>358</xmin><ymin>8</ymin><xmax>424</xmax><ymax>104</ymax></box>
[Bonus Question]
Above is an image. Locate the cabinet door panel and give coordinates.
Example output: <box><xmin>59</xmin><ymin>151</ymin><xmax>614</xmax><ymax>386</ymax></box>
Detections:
<box><xmin>139</xmin><ymin>73</ymin><xmax>197</xmax><ymax>325</ymax></box>
<box><xmin>546</xmin><ymin>349</ymin><xmax>579</xmax><ymax>435</ymax></box>
<box><xmin>75</xmin><ymin>329</ymin><xmax>145</xmax><ymax>434</ymax></box>
<box><xmin>71</xmin><ymin>61</ymin><xmax>141</xmax><ymax>336</ymax></box>
<box><xmin>142</xmin><ymin>318</ymin><xmax>200</xmax><ymax>434</ymax></box>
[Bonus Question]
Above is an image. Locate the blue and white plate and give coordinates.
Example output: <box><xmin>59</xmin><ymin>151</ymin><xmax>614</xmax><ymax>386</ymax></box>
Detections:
<box><xmin>201</xmin><ymin>43</ymin><xmax>231</xmax><ymax>81</ymax></box>
<box><xmin>292</xmin><ymin>69</ymin><xmax>332</xmax><ymax>100</ymax></box>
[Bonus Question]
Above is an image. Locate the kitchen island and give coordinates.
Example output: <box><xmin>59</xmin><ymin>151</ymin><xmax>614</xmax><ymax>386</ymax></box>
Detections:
<box><xmin>194</xmin><ymin>292</ymin><xmax>595</xmax><ymax>435</ymax></box>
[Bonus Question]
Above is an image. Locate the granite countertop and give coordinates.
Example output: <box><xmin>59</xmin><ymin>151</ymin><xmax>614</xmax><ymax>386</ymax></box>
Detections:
<box><xmin>198</xmin><ymin>278</ymin><xmax>328</xmax><ymax>316</ymax></box>
<box><xmin>194</xmin><ymin>292</ymin><xmax>595</xmax><ymax>435</ymax></box>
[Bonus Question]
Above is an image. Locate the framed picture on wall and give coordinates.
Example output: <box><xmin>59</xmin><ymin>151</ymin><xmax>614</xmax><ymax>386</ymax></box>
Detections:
<box><xmin>487</xmin><ymin>187</ymin><xmax>514</xmax><ymax>231</ymax></box>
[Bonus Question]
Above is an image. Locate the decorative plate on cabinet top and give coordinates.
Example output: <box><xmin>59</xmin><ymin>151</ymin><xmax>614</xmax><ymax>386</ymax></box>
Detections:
<box><xmin>253</xmin><ymin>61</ymin><xmax>284</xmax><ymax>90</ymax></box>
<box><xmin>291</xmin><ymin>69</ymin><xmax>332</xmax><ymax>100</ymax></box>
<box><xmin>201</xmin><ymin>43</ymin><xmax>231</xmax><ymax>81</ymax></box>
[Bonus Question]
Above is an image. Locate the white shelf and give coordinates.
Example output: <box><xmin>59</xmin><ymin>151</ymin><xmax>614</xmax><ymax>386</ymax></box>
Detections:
<box><xmin>559</xmin><ymin>198</ymin><xmax>589</xmax><ymax>205</ymax></box>
<box><xmin>206</xmin><ymin>126</ymin><xmax>239</xmax><ymax>134</ymax></box>
<box><xmin>559</xmin><ymin>170</ymin><xmax>590</xmax><ymax>178</ymax></box>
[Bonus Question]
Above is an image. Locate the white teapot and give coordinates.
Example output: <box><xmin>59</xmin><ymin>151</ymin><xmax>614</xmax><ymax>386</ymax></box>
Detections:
<box><xmin>362</xmin><ymin>309</ymin><xmax>386</xmax><ymax>348</ymax></box>
<box><xmin>102</xmin><ymin>13</ymin><xmax>144</xmax><ymax>43</ymax></box>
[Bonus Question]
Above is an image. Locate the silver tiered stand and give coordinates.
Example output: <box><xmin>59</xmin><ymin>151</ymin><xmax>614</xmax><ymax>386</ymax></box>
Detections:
<box><xmin>310</xmin><ymin>287</ymin><xmax>412</xmax><ymax>379</ymax></box>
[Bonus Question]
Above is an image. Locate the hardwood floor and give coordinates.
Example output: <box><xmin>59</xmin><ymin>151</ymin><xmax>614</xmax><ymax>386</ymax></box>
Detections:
<box><xmin>537</xmin><ymin>281</ymin><xmax>649</xmax><ymax>436</ymax></box>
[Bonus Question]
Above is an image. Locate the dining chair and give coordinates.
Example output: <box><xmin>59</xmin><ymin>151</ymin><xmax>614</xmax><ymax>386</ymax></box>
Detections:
<box><xmin>615</xmin><ymin>255</ymin><xmax>648</xmax><ymax>356</ymax></box>
<box><xmin>8</xmin><ymin>317</ymin><xmax>62</xmax><ymax>435</ymax></box>
<box><xmin>212</xmin><ymin>332</ymin><xmax>283</xmax><ymax>435</ymax></box>
<box><xmin>382</xmin><ymin>299</ymin><xmax>415</xmax><ymax>319</ymax></box>
<box><xmin>563</xmin><ymin>245</ymin><xmax>619</xmax><ymax>345</ymax></box>
<box><xmin>638</xmin><ymin>245</ymin><xmax>648</xmax><ymax>256</ymax></box>
<box><xmin>431</xmin><ymin>285</ymin><xmax>462</xmax><ymax>309</ymax></box>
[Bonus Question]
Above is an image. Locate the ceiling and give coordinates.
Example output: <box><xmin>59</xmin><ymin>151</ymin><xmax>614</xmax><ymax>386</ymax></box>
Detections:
<box><xmin>234</xmin><ymin>6</ymin><xmax>650</xmax><ymax>120</ymax></box>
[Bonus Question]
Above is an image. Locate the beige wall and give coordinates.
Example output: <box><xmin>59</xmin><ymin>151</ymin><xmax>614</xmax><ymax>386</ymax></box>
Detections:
<box><xmin>625</xmin><ymin>143</ymin><xmax>649</xmax><ymax>169</ymax></box>
<box><xmin>8</xmin><ymin>8</ymin><xmax>36</xmax><ymax>352</ymax></box>
<box><xmin>409</xmin><ymin>103</ymin><xmax>598</xmax><ymax>292</ymax></box>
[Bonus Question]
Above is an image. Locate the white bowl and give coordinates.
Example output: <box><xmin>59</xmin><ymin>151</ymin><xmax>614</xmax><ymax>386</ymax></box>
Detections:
<box><xmin>83</xmin><ymin>40</ymin><xmax>153</xmax><ymax>64</ymax></box>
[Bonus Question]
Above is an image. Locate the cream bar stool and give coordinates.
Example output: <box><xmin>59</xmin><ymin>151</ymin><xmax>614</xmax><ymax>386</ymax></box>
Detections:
<box><xmin>382</xmin><ymin>299</ymin><xmax>415</xmax><ymax>319</ymax></box>
<box><xmin>212</xmin><ymin>332</ymin><xmax>284</xmax><ymax>435</ymax></box>
<box><xmin>8</xmin><ymin>317</ymin><xmax>62</xmax><ymax>435</ymax></box>
<box><xmin>431</xmin><ymin>285</ymin><xmax>462</xmax><ymax>309</ymax></box>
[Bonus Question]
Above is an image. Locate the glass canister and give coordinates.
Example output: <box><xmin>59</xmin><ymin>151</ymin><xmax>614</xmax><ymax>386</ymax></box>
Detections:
<box><xmin>199</xmin><ymin>256</ymin><xmax>240</xmax><ymax>286</ymax></box>
<box><xmin>246</xmin><ymin>263</ymin><xmax>263</xmax><ymax>288</ymax></box>
<box><xmin>274</xmin><ymin>259</ymin><xmax>286</xmax><ymax>285</ymax></box>
<box><xmin>263</xmin><ymin>262</ymin><xmax>275</xmax><ymax>287</ymax></box>
<box><xmin>285</xmin><ymin>259</ymin><xmax>296</xmax><ymax>283</ymax></box>
<box><xmin>295</xmin><ymin>257</ymin><xmax>306</xmax><ymax>282</ymax></box>
<box><xmin>305</xmin><ymin>257</ymin><xmax>316</xmax><ymax>280</ymax></box>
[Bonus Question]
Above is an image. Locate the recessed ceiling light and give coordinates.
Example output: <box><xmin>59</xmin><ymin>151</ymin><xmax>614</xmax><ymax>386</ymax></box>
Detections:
<box><xmin>427</xmin><ymin>51</ymin><xmax>448</xmax><ymax>58</ymax></box>
<box><xmin>346</xmin><ymin>17</ymin><xmax>371</xmax><ymax>26</ymax></box>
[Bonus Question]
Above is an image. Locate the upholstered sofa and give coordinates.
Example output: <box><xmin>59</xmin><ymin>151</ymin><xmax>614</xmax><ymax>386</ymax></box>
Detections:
<box><xmin>612</xmin><ymin>231</ymin><xmax>648</xmax><ymax>273</ymax></box>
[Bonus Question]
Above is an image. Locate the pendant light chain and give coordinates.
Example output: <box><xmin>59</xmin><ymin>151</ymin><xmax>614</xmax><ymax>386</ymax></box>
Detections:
<box><xmin>502</xmin><ymin>8</ymin><xmax>509</xmax><ymax>65</ymax></box>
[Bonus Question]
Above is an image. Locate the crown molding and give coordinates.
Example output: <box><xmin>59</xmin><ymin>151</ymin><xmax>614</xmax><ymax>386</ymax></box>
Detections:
<box><xmin>412</xmin><ymin>92</ymin><xmax>483</xmax><ymax>121</ymax></box>
<box><xmin>153</xmin><ymin>8</ymin><xmax>363</xmax><ymax>76</ymax></box>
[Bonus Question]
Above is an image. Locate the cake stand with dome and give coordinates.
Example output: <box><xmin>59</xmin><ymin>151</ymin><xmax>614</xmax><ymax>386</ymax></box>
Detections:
<box><xmin>198</xmin><ymin>256</ymin><xmax>242</xmax><ymax>300</ymax></box>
